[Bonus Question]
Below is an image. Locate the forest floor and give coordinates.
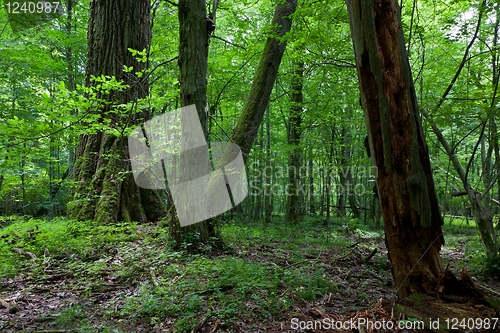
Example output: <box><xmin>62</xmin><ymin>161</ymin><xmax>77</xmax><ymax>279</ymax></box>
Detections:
<box><xmin>0</xmin><ymin>216</ymin><xmax>499</xmax><ymax>333</ymax></box>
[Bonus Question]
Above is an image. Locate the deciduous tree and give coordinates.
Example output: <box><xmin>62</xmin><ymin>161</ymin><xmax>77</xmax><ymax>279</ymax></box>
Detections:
<box><xmin>346</xmin><ymin>0</ymin><xmax>444</xmax><ymax>298</ymax></box>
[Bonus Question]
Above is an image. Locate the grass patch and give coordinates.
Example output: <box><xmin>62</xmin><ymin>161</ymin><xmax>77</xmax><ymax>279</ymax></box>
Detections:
<box><xmin>0</xmin><ymin>217</ymin><xmax>140</xmax><ymax>277</ymax></box>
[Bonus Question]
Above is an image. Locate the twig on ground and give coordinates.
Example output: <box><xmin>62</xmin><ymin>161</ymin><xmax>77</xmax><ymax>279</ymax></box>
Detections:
<box><xmin>191</xmin><ymin>312</ymin><xmax>211</xmax><ymax>333</ymax></box>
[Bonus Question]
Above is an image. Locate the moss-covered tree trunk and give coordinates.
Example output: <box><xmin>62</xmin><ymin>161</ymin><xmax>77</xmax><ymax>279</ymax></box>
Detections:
<box><xmin>346</xmin><ymin>0</ymin><xmax>445</xmax><ymax>298</ymax></box>
<box><xmin>231</xmin><ymin>0</ymin><xmax>298</xmax><ymax>159</ymax></box>
<box><xmin>69</xmin><ymin>0</ymin><xmax>164</xmax><ymax>223</ymax></box>
<box><xmin>168</xmin><ymin>0</ymin><xmax>219</xmax><ymax>250</ymax></box>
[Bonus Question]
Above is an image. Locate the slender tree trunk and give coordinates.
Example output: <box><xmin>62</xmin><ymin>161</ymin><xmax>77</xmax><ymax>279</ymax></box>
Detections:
<box><xmin>169</xmin><ymin>0</ymin><xmax>221</xmax><ymax>250</ymax></box>
<box><xmin>21</xmin><ymin>144</ymin><xmax>26</xmax><ymax>215</ymax></box>
<box><xmin>286</xmin><ymin>62</ymin><xmax>304</xmax><ymax>224</ymax></box>
<box><xmin>417</xmin><ymin>0</ymin><xmax>499</xmax><ymax>263</ymax></box>
<box><xmin>319</xmin><ymin>163</ymin><xmax>325</xmax><ymax>217</ymax></box>
<box><xmin>69</xmin><ymin>0</ymin><xmax>164</xmax><ymax>224</ymax></box>
<box><xmin>66</xmin><ymin>0</ymin><xmax>76</xmax><ymax>179</ymax></box>
<box><xmin>230</xmin><ymin>0</ymin><xmax>298</xmax><ymax>159</ymax></box>
<box><xmin>253</xmin><ymin>126</ymin><xmax>264</xmax><ymax>220</ymax></box>
<box><xmin>429</xmin><ymin>123</ymin><xmax>499</xmax><ymax>263</ymax></box>
<box><xmin>324</xmin><ymin>128</ymin><xmax>334</xmax><ymax>225</ymax></box>
<box><xmin>491</xmin><ymin>7</ymin><xmax>500</xmax><ymax>218</ymax></box>
<box><xmin>341</xmin><ymin>126</ymin><xmax>360</xmax><ymax>218</ymax></box>
<box><xmin>264</xmin><ymin>106</ymin><xmax>272</xmax><ymax>223</ymax></box>
<box><xmin>308</xmin><ymin>150</ymin><xmax>315</xmax><ymax>216</ymax></box>
<box><xmin>347</xmin><ymin>0</ymin><xmax>444</xmax><ymax>298</ymax></box>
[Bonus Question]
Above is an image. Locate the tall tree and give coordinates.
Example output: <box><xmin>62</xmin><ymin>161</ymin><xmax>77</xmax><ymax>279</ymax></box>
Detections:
<box><xmin>421</xmin><ymin>1</ymin><xmax>499</xmax><ymax>263</ymax></box>
<box><xmin>207</xmin><ymin>0</ymin><xmax>298</xmax><ymax>224</ymax></box>
<box><xmin>346</xmin><ymin>0</ymin><xmax>444</xmax><ymax>298</ymax></box>
<box><xmin>69</xmin><ymin>0</ymin><xmax>164</xmax><ymax>223</ymax></box>
<box><xmin>168</xmin><ymin>0</ymin><xmax>220</xmax><ymax>249</ymax></box>
<box><xmin>286</xmin><ymin>61</ymin><xmax>304</xmax><ymax>224</ymax></box>
<box><xmin>231</xmin><ymin>0</ymin><xmax>298</xmax><ymax>158</ymax></box>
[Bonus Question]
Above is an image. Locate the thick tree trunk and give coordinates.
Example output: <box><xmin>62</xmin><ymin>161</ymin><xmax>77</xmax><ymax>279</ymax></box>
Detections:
<box><xmin>346</xmin><ymin>0</ymin><xmax>445</xmax><ymax>298</ymax></box>
<box><xmin>69</xmin><ymin>0</ymin><xmax>164</xmax><ymax>224</ymax></box>
<box><xmin>286</xmin><ymin>62</ymin><xmax>304</xmax><ymax>224</ymax></box>
<box><xmin>231</xmin><ymin>0</ymin><xmax>298</xmax><ymax>159</ymax></box>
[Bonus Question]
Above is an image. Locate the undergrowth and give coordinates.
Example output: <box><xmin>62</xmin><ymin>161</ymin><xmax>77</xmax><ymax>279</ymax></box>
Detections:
<box><xmin>0</xmin><ymin>215</ymin><xmax>497</xmax><ymax>332</ymax></box>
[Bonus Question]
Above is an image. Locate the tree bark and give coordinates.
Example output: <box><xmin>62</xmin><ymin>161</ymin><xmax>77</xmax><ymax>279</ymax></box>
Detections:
<box><xmin>324</xmin><ymin>128</ymin><xmax>334</xmax><ymax>225</ymax></box>
<box><xmin>264</xmin><ymin>107</ymin><xmax>273</xmax><ymax>223</ymax></box>
<box><xmin>286</xmin><ymin>62</ymin><xmax>304</xmax><ymax>224</ymax></box>
<box><xmin>168</xmin><ymin>0</ymin><xmax>220</xmax><ymax>250</ymax></box>
<box><xmin>308</xmin><ymin>151</ymin><xmax>315</xmax><ymax>216</ymax></box>
<box><xmin>346</xmin><ymin>0</ymin><xmax>445</xmax><ymax>298</ymax></box>
<box><xmin>230</xmin><ymin>0</ymin><xmax>298</xmax><ymax>159</ymax></box>
<box><xmin>69</xmin><ymin>0</ymin><xmax>164</xmax><ymax>224</ymax></box>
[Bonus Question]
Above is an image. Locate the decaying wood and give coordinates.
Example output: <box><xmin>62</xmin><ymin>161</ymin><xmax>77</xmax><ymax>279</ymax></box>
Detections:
<box><xmin>0</xmin><ymin>297</ymin><xmax>18</xmax><ymax>314</ymax></box>
<box><xmin>360</xmin><ymin>248</ymin><xmax>377</xmax><ymax>263</ymax></box>
<box><xmin>346</xmin><ymin>0</ymin><xmax>445</xmax><ymax>298</ymax></box>
<box><xmin>11</xmin><ymin>247</ymin><xmax>36</xmax><ymax>259</ymax></box>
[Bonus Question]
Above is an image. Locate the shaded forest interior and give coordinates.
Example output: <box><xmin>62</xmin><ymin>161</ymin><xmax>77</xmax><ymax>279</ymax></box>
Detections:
<box><xmin>1</xmin><ymin>0</ymin><xmax>500</xmax><ymax>332</ymax></box>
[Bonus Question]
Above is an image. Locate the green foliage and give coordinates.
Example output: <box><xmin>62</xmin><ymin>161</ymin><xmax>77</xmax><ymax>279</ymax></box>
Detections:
<box><xmin>120</xmin><ymin>253</ymin><xmax>333</xmax><ymax>331</ymax></box>
<box><xmin>0</xmin><ymin>217</ymin><xmax>139</xmax><ymax>277</ymax></box>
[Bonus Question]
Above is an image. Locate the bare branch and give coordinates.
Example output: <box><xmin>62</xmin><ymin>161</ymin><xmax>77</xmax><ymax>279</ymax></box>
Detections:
<box><xmin>211</xmin><ymin>35</ymin><xmax>246</xmax><ymax>50</ymax></box>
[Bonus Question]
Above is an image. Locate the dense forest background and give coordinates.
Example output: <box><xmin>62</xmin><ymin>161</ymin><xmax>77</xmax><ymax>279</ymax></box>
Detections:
<box><xmin>1</xmin><ymin>0</ymin><xmax>499</xmax><ymax>255</ymax></box>
<box><xmin>1</xmin><ymin>0</ymin><xmax>500</xmax><ymax>332</ymax></box>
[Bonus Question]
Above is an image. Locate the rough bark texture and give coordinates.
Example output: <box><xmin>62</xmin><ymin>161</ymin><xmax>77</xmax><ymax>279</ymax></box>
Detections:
<box><xmin>231</xmin><ymin>0</ymin><xmax>298</xmax><ymax>159</ymax></box>
<box><xmin>346</xmin><ymin>0</ymin><xmax>444</xmax><ymax>298</ymax></box>
<box><xmin>69</xmin><ymin>0</ymin><xmax>164</xmax><ymax>223</ymax></box>
<box><xmin>286</xmin><ymin>62</ymin><xmax>304</xmax><ymax>224</ymax></box>
<box><xmin>168</xmin><ymin>0</ymin><xmax>219</xmax><ymax>250</ymax></box>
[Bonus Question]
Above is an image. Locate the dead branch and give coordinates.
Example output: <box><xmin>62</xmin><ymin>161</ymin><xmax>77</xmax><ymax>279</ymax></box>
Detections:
<box><xmin>11</xmin><ymin>247</ymin><xmax>37</xmax><ymax>259</ymax></box>
<box><xmin>360</xmin><ymin>248</ymin><xmax>377</xmax><ymax>264</ymax></box>
<box><xmin>451</xmin><ymin>190</ymin><xmax>500</xmax><ymax>206</ymax></box>
<box><xmin>191</xmin><ymin>312</ymin><xmax>211</xmax><ymax>333</ymax></box>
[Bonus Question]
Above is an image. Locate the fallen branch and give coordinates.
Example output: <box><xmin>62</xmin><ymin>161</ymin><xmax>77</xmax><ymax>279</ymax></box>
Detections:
<box><xmin>451</xmin><ymin>190</ymin><xmax>500</xmax><ymax>206</ymax></box>
<box><xmin>191</xmin><ymin>312</ymin><xmax>211</xmax><ymax>333</ymax></box>
<box><xmin>475</xmin><ymin>281</ymin><xmax>500</xmax><ymax>298</ymax></box>
<box><xmin>211</xmin><ymin>318</ymin><xmax>220</xmax><ymax>332</ymax></box>
<box><xmin>286</xmin><ymin>248</ymin><xmax>357</xmax><ymax>267</ymax></box>
<box><xmin>360</xmin><ymin>248</ymin><xmax>377</xmax><ymax>264</ymax></box>
<box><xmin>11</xmin><ymin>247</ymin><xmax>37</xmax><ymax>259</ymax></box>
